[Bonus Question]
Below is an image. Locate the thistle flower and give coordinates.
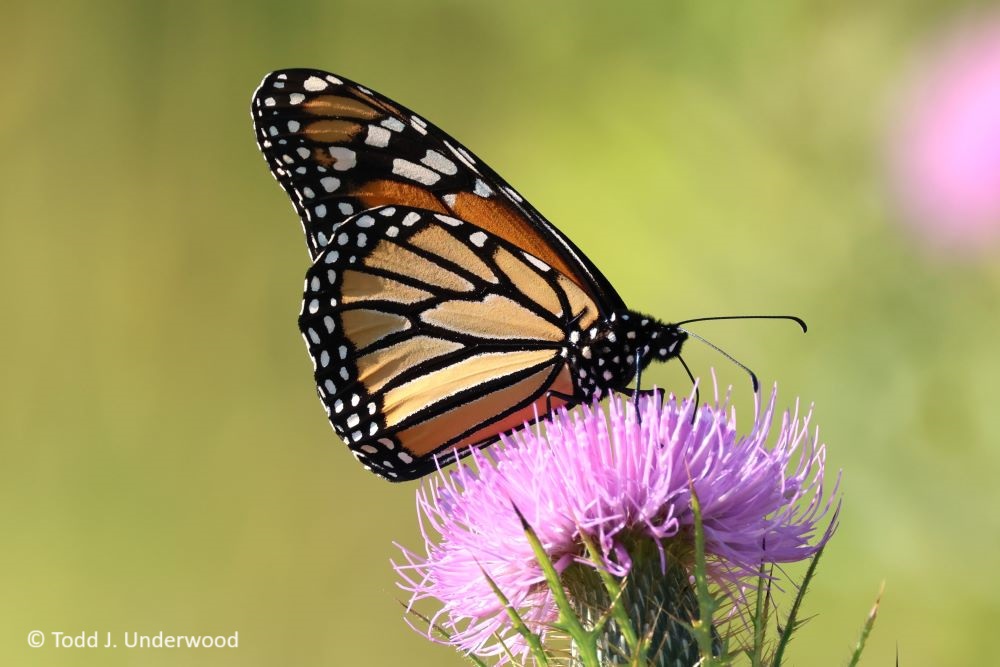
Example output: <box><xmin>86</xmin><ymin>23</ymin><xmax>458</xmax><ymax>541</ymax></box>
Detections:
<box><xmin>394</xmin><ymin>386</ymin><xmax>838</xmax><ymax>665</ymax></box>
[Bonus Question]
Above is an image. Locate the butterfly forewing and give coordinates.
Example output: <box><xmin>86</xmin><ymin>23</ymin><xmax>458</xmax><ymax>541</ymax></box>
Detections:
<box><xmin>299</xmin><ymin>205</ymin><xmax>599</xmax><ymax>480</ymax></box>
<box><xmin>251</xmin><ymin>69</ymin><xmax>624</xmax><ymax>312</ymax></box>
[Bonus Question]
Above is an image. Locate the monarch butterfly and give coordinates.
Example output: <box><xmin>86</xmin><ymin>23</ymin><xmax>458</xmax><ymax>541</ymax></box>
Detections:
<box><xmin>250</xmin><ymin>69</ymin><xmax>798</xmax><ymax>481</ymax></box>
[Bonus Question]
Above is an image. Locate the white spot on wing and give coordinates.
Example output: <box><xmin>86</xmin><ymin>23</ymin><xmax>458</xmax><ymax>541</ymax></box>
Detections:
<box><xmin>474</xmin><ymin>179</ymin><xmax>493</xmax><ymax>197</ymax></box>
<box><xmin>328</xmin><ymin>146</ymin><xmax>357</xmax><ymax>171</ymax></box>
<box><xmin>434</xmin><ymin>214</ymin><xmax>462</xmax><ymax>227</ymax></box>
<box><xmin>392</xmin><ymin>159</ymin><xmax>440</xmax><ymax>185</ymax></box>
<box><xmin>289</xmin><ymin>93</ymin><xmax>305</xmax><ymax>105</ymax></box>
<box><xmin>523</xmin><ymin>253</ymin><xmax>550</xmax><ymax>272</ymax></box>
<box><xmin>420</xmin><ymin>150</ymin><xmax>458</xmax><ymax>175</ymax></box>
<box><xmin>365</xmin><ymin>125</ymin><xmax>391</xmax><ymax>148</ymax></box>
<box><xmin>444</xmin><ymin>140</ymin><xmax>479</xmax><ymax>172</ymax></box>
<box><xmin>381</xmin><ymin>117</ymin><xmax>405</xmax><ymax>132</ymax></box>
<box><xmin>320</xmin><ymin>176</ymin><xmax>340</xmax><ymax>192</ymax></box>
<box><xmin>469</xmin><ymin>231</ymin><xmax>487</xmax><ymax>247</ymax></box>
<box><xmin>303</xmin><ymin>76</ymin><xmax>328</xmax><ymax>91</ymax></box>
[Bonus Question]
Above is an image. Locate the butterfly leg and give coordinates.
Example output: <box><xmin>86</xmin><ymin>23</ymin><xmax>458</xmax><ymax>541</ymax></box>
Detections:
<box><xmin>633</xmin><ymin>348</ymin><xmax>645</xmax><ymax>423</ymax></box>
<box><xmin>677</xmin><ymin>355</ymin><xmax>700</xmax><ymax>422</ymax></box>
<box><xmin>543</xmin><ymin>390</ymin><xmax>580</xmax><ymax>421</ymax></box>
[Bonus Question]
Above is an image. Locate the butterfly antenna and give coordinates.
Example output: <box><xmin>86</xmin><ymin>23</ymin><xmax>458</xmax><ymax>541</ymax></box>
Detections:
<box><xmin>674</xmin><ymin>314</ymin><xmax>808</xmax><ymax>333</ymax></box>
<box><xmin>677</xmin><ymin>328</ymin><xmax>760</xmax><ymax>392</ymax></box>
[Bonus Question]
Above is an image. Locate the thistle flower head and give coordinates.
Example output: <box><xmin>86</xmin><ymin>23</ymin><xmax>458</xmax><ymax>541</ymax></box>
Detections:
<box><xmin>394</xmin><ymin>386</ymin><xmax>838</xmax><ymax>663</ymax></box>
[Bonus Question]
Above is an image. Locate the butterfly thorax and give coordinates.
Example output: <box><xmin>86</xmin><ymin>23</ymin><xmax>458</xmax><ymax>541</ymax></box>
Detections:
<box><xmin>564</xmin><ymin>310</ymin><xmax>688</xmax><ymax>399</ymax></box>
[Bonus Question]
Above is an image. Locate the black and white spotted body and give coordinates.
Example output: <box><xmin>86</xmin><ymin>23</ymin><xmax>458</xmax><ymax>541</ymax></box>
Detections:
<box><xmin>563</xmin><ymin>312</ymin><xmax>687</xmax><ymax>399</ymax></box>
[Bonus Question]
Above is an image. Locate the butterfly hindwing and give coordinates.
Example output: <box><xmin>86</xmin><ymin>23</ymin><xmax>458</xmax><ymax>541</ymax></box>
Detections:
<box><xmin>299</xmin><ymin>205</ymin><xmax>602</xmax><ymax>480</ymax></box>
<box><xmin>251</xmin><ymin>68</ymin><xmax>625</xmax><ymax>313</ymax></box>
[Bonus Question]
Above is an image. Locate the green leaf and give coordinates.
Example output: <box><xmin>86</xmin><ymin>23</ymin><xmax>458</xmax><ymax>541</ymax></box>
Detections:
<box><xmin>512</xmin><ymin>503</ymin><xmax>601</xmax><ymax>667</ymax></box>
<box><xmin>478</xmin><ymin>562</ymin><xmax>550</xmax><ymax>666</ymax></box>
<box><xmin>773</xmin><ymin>542</ymin><xmax>826</xmax><ymax>665</ymax></box>
<box><xmin>846</xmin><ymin>582</ymin><xmax>884</xmax><ymax>667</ymax></box>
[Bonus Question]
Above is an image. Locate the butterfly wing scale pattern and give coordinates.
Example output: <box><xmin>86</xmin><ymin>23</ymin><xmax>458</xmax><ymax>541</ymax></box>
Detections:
<box><xmin>250</xmin><ymin>68</ymin><xmax>634</xmax><ymax>480</ymax></box>
<box><xmin>299</xmin><ymin>205</ymin><xmax>601</xmax><ymax>480</ymax></box>
<box><xmin>250</xmin><ymin>69</ymin><xmax>624</xmax><ymax>309</ymax></box>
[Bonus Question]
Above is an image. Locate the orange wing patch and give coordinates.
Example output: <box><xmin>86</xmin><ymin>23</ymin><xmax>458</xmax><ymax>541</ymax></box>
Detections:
<box><xmin>557</xmin><ymin>275</ymin><xmax>600</xmax><ymax>328</ymax></box>
<box><xmin>339</xmin><ymin>309</ymin><xmax>411</xmax><ymax>351</ymax></box>
<box><xmin>380</xmin><ymin>349</ymin><xmax>556</xmax><ymax>431</ymax></box>
<box><xmin>363</xmin><ymin>239</ymin><xmax>474</xmax><ymax>293</ymax></box>
<box><xmin>301</xmin><ymin>119</ymin><xmax>364</xmax><ymax>144</ymax></box>
<box><xmin>355</xmin><ymin>335</ymin><xmax>464</xmax><ymax>394</ymax></box>
<box><xmin>393</xmin><ymin>363</ymin><xmax>559</xmax><ymax>456</ymax></box>
<box><xmin>448</xmin><ymin>192</ymin><xmax>587</xmax><ymax>289</ymax></box>
<box><xmin>353</xmin><ymin>179</ymin><xmax>449</xmax><ymax>214</ymax></box>
<box><xmin>421</xmin><ymin>294</ymin><xmax>562</xmax><ymax>341</ymax></box>
<box><xmin>409</xmin><ymin>226</ymin><xmax>497</xmax><ymax>283</ymax></box>
<box><xmin>493</xmin><ymin>245</ymin><xmax>563</xmax><ymax>318</ymax></box>
<box><xmin>302</xmin><ymin>94</ymin><xmax>381</xmax><ymax>120</ymax></box>
<box><xmin>340</xmin><ymin>270</ymin><xmax>434</xmax><ymax>305</ymax></box>
<box><xmin>443</xmin><ymin>364</ymin><xmax>574</xmax><ymax>451</ymax></box>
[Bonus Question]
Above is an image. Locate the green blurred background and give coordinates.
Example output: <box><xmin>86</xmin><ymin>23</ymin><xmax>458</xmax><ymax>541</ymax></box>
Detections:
<box><xmin>3</xmin><ymin>1</ymin><xmax>998</xmax><ymax>664</ymax></box>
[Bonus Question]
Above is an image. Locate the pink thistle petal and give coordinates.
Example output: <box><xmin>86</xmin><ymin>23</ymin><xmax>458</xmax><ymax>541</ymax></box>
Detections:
<box><xmin>393</xmin><ymin>384</ymin><xmax>839</xmax><ymax>662</ymax></box>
